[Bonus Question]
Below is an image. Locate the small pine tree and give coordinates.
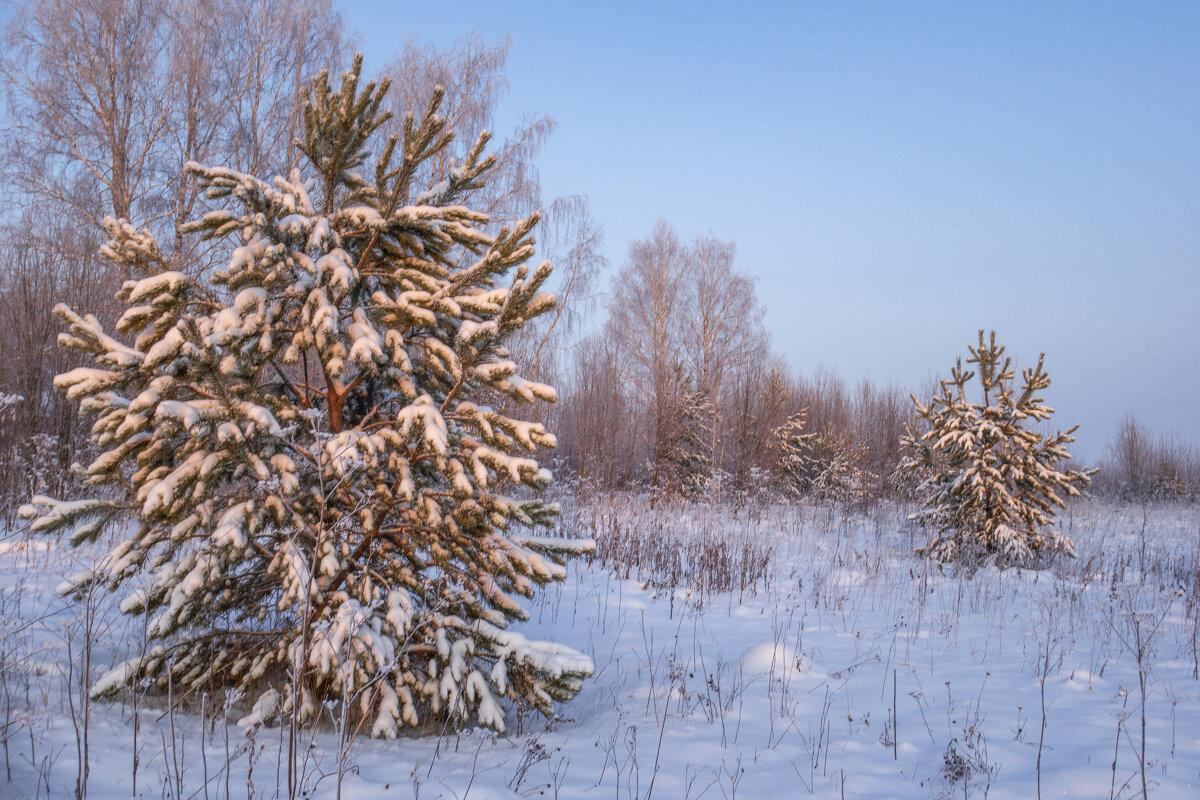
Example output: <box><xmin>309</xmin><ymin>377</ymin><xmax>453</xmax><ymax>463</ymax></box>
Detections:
<box><xmin>774</xmin><ymin>414</ymin><xmax>872</xmax><ymax>508</ymax></box>
<box><xmin>803</xmin><ymin>428</ymin><xmax>874</xmax><ymax>509</ymax></box>
<box><xmin>773</xmin><ymin>409</ymin><xmax>813</xmax><ymax>501</ymax></box>
<box><xmin>649</xmin><ymin>363</ymin><xmax>712</xmax><ymax>499</ymax></box>
<box><xmin>22</xmin><ymin>58</ymin><xmax>593</xmax><ymax>736</ymax></box>
<box><xmin>666</xmin><ymin>376</ymin><xmax>714</xmax><ymax>498</ymax></box>
<box><xmin>898</xmin><ymin>330</ymin><xmax>1091</xmax><ymax>566</ymax></box>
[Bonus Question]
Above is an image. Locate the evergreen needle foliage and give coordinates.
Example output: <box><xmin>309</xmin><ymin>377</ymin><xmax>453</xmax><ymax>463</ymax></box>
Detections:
<box><xmin>773</xmin><ymin>409</ymin><xmax>813</xmax><ymax>501</ymax></box>
<box><xmin>21</xmin><ymin>56</ymin><xmax>593</xmax><ymax>736</ymax></box>
<box><xmin>898</xmin><ymin>330</ymin><xmax>1092</xmax><ymax>567</ymax></box>
<box><xmin>773</xmin><ymin>411</ymin><xmax>872</xmax><ymax>507</ymax></box>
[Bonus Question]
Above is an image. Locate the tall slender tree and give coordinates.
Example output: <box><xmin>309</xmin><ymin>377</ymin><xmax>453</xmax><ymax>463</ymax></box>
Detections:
<box><xmin>685</xmin><ymin>235</ymin><xmax>767</xmax><ymax>496</ymax></box>
<box><xmin>607</xmin><ymin>220</ymin><xmax>689</xmax><ymax>490</ymax></box>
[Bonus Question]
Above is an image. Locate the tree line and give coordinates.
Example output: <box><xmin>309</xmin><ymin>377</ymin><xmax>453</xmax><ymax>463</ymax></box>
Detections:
<box><xmin>554</xmin><ymin>218</ymin><xmax>912</xmax><ymax>506</ymax></box>
<box><xmin>551</xmin><ymin>216</ymin><xmax>1200</xmax><ymax>506</ymax></box>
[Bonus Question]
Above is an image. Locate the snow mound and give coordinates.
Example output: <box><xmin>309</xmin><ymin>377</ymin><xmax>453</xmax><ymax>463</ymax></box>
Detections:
<box><xmin>738</xmin><ymin>641</ymin><xmax>809</xmax><ymax>676</ymax></box>
<box><xmin>433</xmin><ymin>779</ymin><xmax>521</xmax><ymax>800</ymax></box>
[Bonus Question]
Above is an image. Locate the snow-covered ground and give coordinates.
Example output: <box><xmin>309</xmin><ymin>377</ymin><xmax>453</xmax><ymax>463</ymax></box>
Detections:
<box><xmin>2</xmin><ymin>497</ymin><xmax>1198</xmax><ymax>799</ymax></box>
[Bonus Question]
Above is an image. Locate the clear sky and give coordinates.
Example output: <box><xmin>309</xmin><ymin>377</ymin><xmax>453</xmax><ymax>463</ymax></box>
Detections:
<box><xmin>343</xmin><ymin>1</ymin><xmax>1200</xmax><ymax>461</ymax></box>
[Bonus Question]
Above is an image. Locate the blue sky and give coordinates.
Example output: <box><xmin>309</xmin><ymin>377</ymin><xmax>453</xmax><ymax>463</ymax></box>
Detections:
<box><xmin>344</xmin><ymin>2</ymin><xmax>1200</xmax><ymax>461</ymax></box>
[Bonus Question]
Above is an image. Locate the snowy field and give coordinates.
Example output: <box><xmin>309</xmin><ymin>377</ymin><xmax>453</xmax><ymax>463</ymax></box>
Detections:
<box><xmin>2</xmin><ymin>497</ymin><xmax>1199</xmax><ymax>799</ymax></box>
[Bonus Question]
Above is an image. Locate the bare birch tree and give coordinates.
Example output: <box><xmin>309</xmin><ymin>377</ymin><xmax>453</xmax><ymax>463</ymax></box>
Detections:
<box><xmin>2</xmin><ymin>0</ymin><xmax>173</xmax><ymax>229</ymax></box>
<box><xmin>0</xmin><ymin>0</ymin><xmax>348</xmax><ymax>502</ymax></box>
<box><xmin>2</xmin><ymin>0</ymin><xmax>347</xmax><ymax>255</ymax></box>
<box><xmin>684</xmin><ymin>235</ymin><xmax>767</xmax><ymax>493</ymax></box>
<box><xmin>606</xmin><ymin>220</ymin><xmax>690</xmax><ymax>490</ymax></box>
<box><xmin>559</xmin><ymin>335</ymin><xmax>634</xmax><ymax>491</ymax></box>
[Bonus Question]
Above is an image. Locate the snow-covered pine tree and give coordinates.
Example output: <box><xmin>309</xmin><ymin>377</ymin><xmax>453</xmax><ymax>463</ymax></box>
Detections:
<box><xmin>773</xmin><ymin>413</ymin><xmax>872</xmax><ymax>508</ymax></box>
<box><xmin>773</xmin><ymin>409</ymin><xmax>812</xmax><ymax>501</ymax></box>
<box><xmin>21</xmin><ymin>57</ymin><xmax>593</xmax><ymax>736</ymax></box>
<box><xmin>648</xmin><ymin>362</ymin><xmax>712</xmax><ymax>499</ymax></box>
<box><xmin>802</xmin><ymin>428</ymin><xmax>873</xmax><ymax>509</ymax></box>
<box><xmin>898</xmin><ymin>330</ymin><xmax>1091</xmax><ymax>566</ymax></box>
<box><xmin>666</xmin><ymin>377</ymin><xmax>714</xmax><ymax>498</ymax></box>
